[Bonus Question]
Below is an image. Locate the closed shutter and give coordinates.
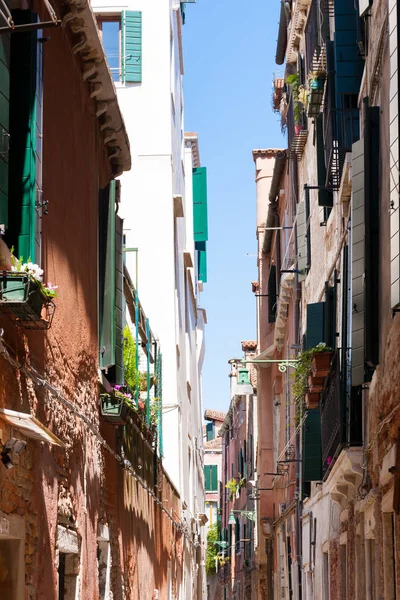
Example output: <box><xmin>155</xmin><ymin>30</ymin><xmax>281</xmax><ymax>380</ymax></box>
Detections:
<box><xmin>302</xmin><ymin>409</ymin><xmax>322</xmax><ymax>482</ymax></box>
<box><xmin>268</xmin><ymin>265</ymin><xmax>277</xmax><ymax>323</ymax></box>
<box><xmin>305</xmin><ymin>302</ymin><xmax>325</xmax><ymax>350</ymax></box>
<box><xmin>351</xmin><ymin>138</ymin><xmax>365</xmax><ymax>386</ymax></box>
<box><xmin>204</xmin><ymin>465</ymin><xmax>211</xmax><ymax>491</ymax></box>
<box><xmin>364</xmin><ymin>106</ymin><xmax>380</xmax><ymax>369</ymax></box>
<box><xmin>211</xmin><ymin>465</ymin><xmax>218</xmax><ymax>491</ymax></box>
<box><xmin>324</xmin><ymin>279</ymin><xmax>337</xmax><ymax>350</ymax></box>
<box><xmin>0</xmin><ymin>35</ymin><xmax>10</xmax><ymax>230</ymax></box>
<box><xmin>206</xmin><ymin>421</ymin><xmax>213</xmax><ymax>441</ymax></box>
<box><xmin>296</xmin><ymin>199</ymin><xmax>307</xmax><ymax>281</ymax></box>
<box><xmin>8</xmin><ymin>11</ymin><xmax>38</xmax><ymax>260</ymax></box>
<box><xmin>122</xmin><ymin>11</ymin><xmax>142</xmax><ymax>83</ymax></box>
<box><xmin>115</xmin><ymin>214</ymin><xmax>124</xmax><ymax>384</ymax></box>
<box><xmin>193</xmin><ymin>167</ymin><xmax>208</xmax><ymax>242</ymax></box>
<box><xmin>99</xmin><ymin>181</ymin><xmax>116</xmax><ymax>370</ymax></box>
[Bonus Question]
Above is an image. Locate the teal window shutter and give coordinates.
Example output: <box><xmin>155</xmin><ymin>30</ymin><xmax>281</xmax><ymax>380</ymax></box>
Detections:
<box><xmin>211</xmin><ymin>465</ymin><xmax>218</xmax><ymax>491</ymax></box>
<box><xmin>333</xmin><ymin>0</ymin><xmax>364</xmax><ymax>95</ymax></box>
<box><xmin>296</xmin><ymin>199</ymin><xmax>307</xmax><ymax>281</ymax></box>
<box><xmin>193</xmin><ymin>167</ymin><xmax>208</xmax><ymax>242</ymax></box>
<box><xmin>316</xmin><ymin>115</ymin><xmax>333</xmax><ymax>208</ymax></box>
<box><xmin>115</xmin><ymin>214</ymin><xmax>124</xmax><ymax>384</ymax></box>
<box><xmin>351</xmin><ymin>138</ymin><xmax>365</xmax><ymax>386</ymax></box>
<box><xmin>206</xmin><ymin>421</ymin><xmax>214</xmax><ymax>441</ymax></box>
<box><xmin>302</xmin><ymin>408</ymin><xmax>322</xmax><ymax>482</ymax></box>
<box><xmin>0</xmin><ymin>35</ymin><xmax>10</xmax><ymax>230</ymax></box>
<box><xmin>122</xmin><ymin>11</ymin><xmax>142</xmax><ymax>84</ymax></box>
<box><xmin>8</xmin><ymin>12</ymin><xmax>38</xmax><ymax>260</ymax></box>
<box><xmin>204</xmin><ymin>465</ymin><xmax>211</xmax><ymax>491</ymax></box>
<box><xmin>306</xmin><ymin>302</ymin><xmax>325</xmax><ymax>349</ymax></box>
<box><xmin>99</xmin><ymin>182</ymin><xmax>116</xmax><ymax>370</ymax></box>
<box><xmin>196</xmin><ymin>241</ymin><xmax>207</xmax><ymax>282</ymax></box>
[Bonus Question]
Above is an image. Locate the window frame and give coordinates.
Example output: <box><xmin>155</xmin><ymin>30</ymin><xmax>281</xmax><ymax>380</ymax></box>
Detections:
<box><xmin>97</xmin><ymin>15</ymin><xmax>122</xmax><ymax>84</ymax></box>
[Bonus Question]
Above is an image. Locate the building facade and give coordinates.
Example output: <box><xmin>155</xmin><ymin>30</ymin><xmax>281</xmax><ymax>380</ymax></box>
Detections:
<box><xmin>90</xmin><ymin>1</ymin><xmax>208</xmax><ymax>598</ymax></box>
<box><xmin>245</xmin><ymin>0</ymin><xmax>400</xmax><ymax>599</ymax></box>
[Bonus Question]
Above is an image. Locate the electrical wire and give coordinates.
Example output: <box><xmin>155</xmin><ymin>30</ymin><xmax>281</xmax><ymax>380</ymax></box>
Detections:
<box><xmin>0</xmin><ymin>331</ymin><xmax>197</xmax><ymax>546</ymax></box>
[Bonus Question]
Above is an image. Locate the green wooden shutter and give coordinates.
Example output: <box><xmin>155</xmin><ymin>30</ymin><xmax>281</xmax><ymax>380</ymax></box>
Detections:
<box><xmin>296</xmin><ymin>199</ymin><xmax>307</xmax><ymax>281</ymax></box>
<box><xmin>206</xmin><ymin>421</ymin><xmax>214</xmax><ymax>441</ymax></box>
<box><xmin>351</xmin><ymin>138</ymin><xmax>365</xmax><ymax>386</ymax></box>
<box><xmin>268</xmin><ymin>265</ymin><xmax>277</xmax><ymax>323</ymax></box>
<box><xmin>0</xmin><ymin>35</ymin><xmax>10</xmax><ymax>230</ymax></box>
<box><xmin>333</xmin><ymin>0</ymin><xmax>364</xmax><ymax>95</ymax></box>
<box><xmin>8</xmin><ymin>11</ymin><xmax>38</xmax><ymax>260</ymax></box>
<box><xmin>364</xmin><ymin>106</ymin><xmax>380</xmax><ymax>370</ymax></box>
<box><xmin>115</xmin><ymin>214</ymin><xmax>124</xmax><ymax>384</ymax></box>
<box><xmin>204</xmin><ymin>465</ymin><xmax>211</xmax><ymax>491</ymax></box>
<box><xmin>306</xmin><ymin>302</ymin><xmax>325</xmax><ymax>349</ymax></box>
<box><xmin>122</xmin><ymin>11</ymin><xmax>142</xmax><ymax>84</ymax></box>
<box><xmin>324</xmin><ymin>280</ymin><xmax>337</xmax><ymax>350</ymax></box>
<box><xmin>303</xmin><ymin>409</ymin><xmax>322</xmax><ymax>482</ymax></box>
<box><xmin>211</xmin><ymin>465</ymin><xmax>218</xmax><ymax>491</ymax></box>
<box><xmin>196</xmin><ymin>240</ymin><xmax>207</xmax><ymax>282</ymax></box>
<box><xmin>99</xmin><ymin>182</ymin><xmax>116</xmax><ymax>369</ymax></box>
<box><xmin>193</xmin><ymin>167</ymin><xmax>208</xmax><ymax>242</ymax></box>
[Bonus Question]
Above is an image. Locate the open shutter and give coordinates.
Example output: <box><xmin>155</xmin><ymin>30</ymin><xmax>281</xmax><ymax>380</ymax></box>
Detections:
<box><xmin>333</xmin><ymin>0</ymin><xmax>364</xmax><ymax>95</ymax></box>
<box><xmin>0</xmin><ymin>35</ymin><xmax>10</xmax><ymax>230</ymax></box>
<box><xmin>193</xmin><ymin>167</ymin><xmax>208</xmax><ymax>242</ymax></box>
<box><xmin>324</xmin><ymin>279</ymin><xmax>337</xmax><ymax>350</ymax></box>
<box><xmin>296</xmin><ymin>199</ymin><xmax>307</xmax><ymax>281</ymax></box>
<box><xmin>305</xmin><ymin>302</ymin><xmax>325</xmax><ymax>350</ymax></box>
<box><xmin>196</xmin><ymin>240</ymin><xmax>207</xmax><ymax>282</ymax></box>
<box><xmin>122</xmin><ymin>10</ymin><xmax>142</xmax><ymax>84</ymax></box>
<box><xmin>8</xmin><ymin>11</ymin><xmax>38</xmax><ymax>260</ymax></box>
<box><xmin>302</xmin><ymin>408</ymin><xmax>322</xmax><ymax>482</ymax></box>
<box><xmin>316</xmin><ymin>115</ymin><xmax>333</xmax><ymax>208</ymax></box>
<box><xmin>351</xmin><ymin>138</ymin><xmax>365</xmax><ymax>386</ymax></box>
<box><xmin>206</xmin><ymin>421</ymin><xmax>213</xmax><ymax>441</ymax></box>
<box><xmin>99</xmin><ymin>182</ymin><xmax>116</xmax><ymax>370</ymax></box>
<box><xmin>364</xmin><ymin>106</ymin><xmax>380</xmax><ymax>369</ymax></box>
<box><xmin>211</xmin><ymin>465</ymin><xmax>218</xmax><ymax>491</ymax></box>
<box><xmin>268</xmin><ymin>265</ymin><xmax>277</xmax><ymax>323</ymax></box>
<box><xmin>115</xmin><ymin>214</ymin><xmax>124</xmax><ymax>384</ymax></box>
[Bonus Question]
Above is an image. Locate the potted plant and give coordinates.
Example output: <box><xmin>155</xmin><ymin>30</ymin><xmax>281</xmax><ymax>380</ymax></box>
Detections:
<box><xmin>225</xmin><ymin>478</ymin><xmax>238</xmax><ymax>501</ymax></box>
<box><xmin>291</xmin><ymin>343</ymin><xmax>333</xmax><ymax>410</ymax></box>
<box><xmin>308</xmin><ymin>69</ymin><xmax>326</xmax><ymax>90</ymax></box>
<box><xmin>311</xmin><ymin>347</ymin><xmax>333</xmax><ymax>377</ymax></box>
<box><xmin>0</xmin><ymin>252</ymin><xmax>58</xmax><ymax>326</ymax></box>
<box><xmin>286</xmin><ymin>73</ymin><xmax>306</xmax><ymax>134</ymax></box>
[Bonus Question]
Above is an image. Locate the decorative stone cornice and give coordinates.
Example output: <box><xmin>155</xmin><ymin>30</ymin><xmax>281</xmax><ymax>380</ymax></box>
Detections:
<box><xmin>326</xmin><ymin>448</ymin><xmax>363</xmax><ymax>509</ymax></box>
<box><xmin>286</xmin><ymin>0</ymin><xmax>311</xmax><ymax>64</ymax></box>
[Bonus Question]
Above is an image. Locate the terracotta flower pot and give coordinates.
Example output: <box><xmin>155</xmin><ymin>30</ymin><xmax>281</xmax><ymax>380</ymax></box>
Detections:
<box><xmin>307</xmin><ymin>375</ymin><xmax>324</xmax><ymax>393</ymax></box>
<box><xmin>312</xmin><ymin>352</ymin><xmax>333</xmax><ymax>377</ymax></box>
<box><xmin>294</xmin><ymin>124</ymin><xmax>304</xmax><ymax>135</ymax></box>
<box><xmin>305</xmin><ymin>392</ymin><xmax>320</xmax><ymax>409</ymax></box>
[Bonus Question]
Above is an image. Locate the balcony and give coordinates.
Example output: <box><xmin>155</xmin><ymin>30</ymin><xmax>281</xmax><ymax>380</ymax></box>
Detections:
<box><xmin>323</xmin><ymin>107</ymin><xmax>360</xmax><ymax>189</ymax></box>
<box><xmin>320</xmin><ymin>351</ymin><xmax>362</xmax><ymax>478</ymax></box>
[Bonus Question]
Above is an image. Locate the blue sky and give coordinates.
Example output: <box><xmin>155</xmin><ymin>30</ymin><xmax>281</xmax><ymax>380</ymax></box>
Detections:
<box><xmin>183</xmin><ymin>1</ymin><xmax>285</xmax><ymax>415</ymax></box>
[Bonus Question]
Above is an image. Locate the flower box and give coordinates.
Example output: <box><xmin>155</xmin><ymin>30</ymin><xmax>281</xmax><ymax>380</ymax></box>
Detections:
<box><xmin>0</xmin><ymin>272</ymin><xmax>55</xmax><ymax>330</ymax></box>
<box><xmin>311</xmin><ymin>352</ymin><xmax>333</xmax><ymax>378</ymax></box>
<box><xmin>307</xmin><ymin>375</ymin><xmax>325</xmax><ymax>394</ymax></box>
<box><xmin>305</xmin><ymin>391</ymin><xmax>320</xmax><ymax>409</ymax></box>
<box><xmin>100</xmin><ymin>394</ymin><xmax>129</xmax><ymax>425</ymax></box>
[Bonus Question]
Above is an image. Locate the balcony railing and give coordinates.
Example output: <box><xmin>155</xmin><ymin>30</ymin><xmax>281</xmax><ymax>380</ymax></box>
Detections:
<box><xmin>323</xmin><ymin>107</ymin><xmax>360</xmax><ymax>189</ymax></box>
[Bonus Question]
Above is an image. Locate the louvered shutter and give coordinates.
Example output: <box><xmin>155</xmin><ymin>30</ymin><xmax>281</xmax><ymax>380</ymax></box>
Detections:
<box><xmin>8</xmin><ymin>12</ymin><xmax>38</xmax><ymax>260</ymax></box>
<box><xmin>122</xmin><ymin>11</ymin><xmax>142</xmax><ymax>84</ymax></box>
<box><xmin>302</xmin><ymin>408</ymin><xmax>322</xmax><ymax>482</ymax></box>
<box><xmin>206</xmin><ymin>421</ymin><xmax>213</xmax><ymax>441</ymax></box>
<box><xmin>193</xmin><ymin>167</ymin><xmax>208</xmax><ymax>242</ymax></box>
<box><xmin>316</xmin><ymin>115</ymin><xmax>333</xmax><ymax>207</ymax></box>
<box><xmin>351</xmin><ymin>139</ymin><xmax>365</xmax><ymax>386</ymax></box>
<box><xmin>0</xmin><ymin>35</ymin><xmax>10</xmax><ymax>230</ymax></box>
<box><xmin>115</xmin><ymin>214</ymin><xmax>124</xmax><ymax>384</ymax></box>
<box><xmin>306</xmin><ymin>302</ymin><xmax>325</xmax><ymax>350</ymax></box>
<box><xmin>99</xmin><ymin>182</ymin><xmax>116</xmax><ymax>369</ymax></box>
<box><xmin>211</xmin><ymin>465</ymin><xmax>218</xmax><ymax>491</ymax></box>
<box><xmin>333</xmin><ymin>0</ymin><xmax>364</xmax><ymax>95</ymax></box>
<box><xmin>204</xmin><ymin>465</ymin><xmax>211</xmax><ymax>491</ymax></box>
<box><xmin>296</xmin><ymin>199</ymin><xmax>307</xmax><ymax>281</ymax></box>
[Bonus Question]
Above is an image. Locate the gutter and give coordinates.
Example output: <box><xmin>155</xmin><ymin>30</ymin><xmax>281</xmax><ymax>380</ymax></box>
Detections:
<box><xmin>62</xmin><ymin>0</ymin><xmax>131</xmax><ymax>176</ymax></box>
<box><xmin>262</xmin><ymin>151</ymin><xmax>287</xmax><ymax>255</ymax></box>
<box><xmin>275</xmin><ymin>0</ymin><xmax>289</xmax><ymax>65</ymax></box>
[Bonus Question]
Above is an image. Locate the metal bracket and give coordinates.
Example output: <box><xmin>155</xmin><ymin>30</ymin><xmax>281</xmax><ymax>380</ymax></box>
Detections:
<box><xmin>36</xmin><ymin>193</ymin><xmax>49</xmax><ymax>215</ymax></box>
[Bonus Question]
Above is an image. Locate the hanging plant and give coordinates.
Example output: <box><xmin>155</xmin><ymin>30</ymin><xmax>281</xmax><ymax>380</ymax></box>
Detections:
<box><xmin>225</xmin><ymin>478</ymin><xmax>238</xmax><ymax>500</ymax></box>
<box><xmin>291</xmin><ymin>343</ymin><xmax>333</xmax><ymax>405</ymax></box>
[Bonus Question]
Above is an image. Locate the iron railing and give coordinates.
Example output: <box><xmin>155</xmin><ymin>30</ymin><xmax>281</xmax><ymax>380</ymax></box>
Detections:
<box><xmin>323</xmin><ymin>107</ymin><xmax>360</xmax><ymax>189</ymax></box>
<box><xmin>320</xmin><ymin>351</ymin><xmax>342</xmax><ymax>475</ymax></box>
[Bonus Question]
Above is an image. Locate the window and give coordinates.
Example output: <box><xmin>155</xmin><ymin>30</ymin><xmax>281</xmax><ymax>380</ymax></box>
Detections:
<box><xmin>97</xmin><ymin>11</ymin><xmax>142</xmax><ymax>84</ymax></box>
<box><xmin>206</xmin><ymin>421</ymin><xmax>214</xmax><ymax>441</ymax></box>
<box><xmin>204</xmin><ymin>465</ymin><xmax>218</xmax><ymax>491</ymax></box>
<box><xmin>98</xmin><ymin>19</ymin><xmax>121</xmax><ymax>82</ymax></box>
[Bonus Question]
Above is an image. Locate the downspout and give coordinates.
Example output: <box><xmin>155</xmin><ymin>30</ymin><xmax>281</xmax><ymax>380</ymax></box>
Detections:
<box><xmin>262</xmin><ymin>151</ymin><xmax>287</xmax><ymax>255</ymax></box>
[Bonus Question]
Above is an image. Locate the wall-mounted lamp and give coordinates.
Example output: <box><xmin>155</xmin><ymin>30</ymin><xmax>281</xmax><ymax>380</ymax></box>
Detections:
<box><xmin>233</xmin><ymin>368</ymin><xmax>254</xmax><ymax>396</ymax></box>
<box><xmin>1</xmin><ymin>438</ymin><xmax>27</xmax><ymax>469</ymax></box>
